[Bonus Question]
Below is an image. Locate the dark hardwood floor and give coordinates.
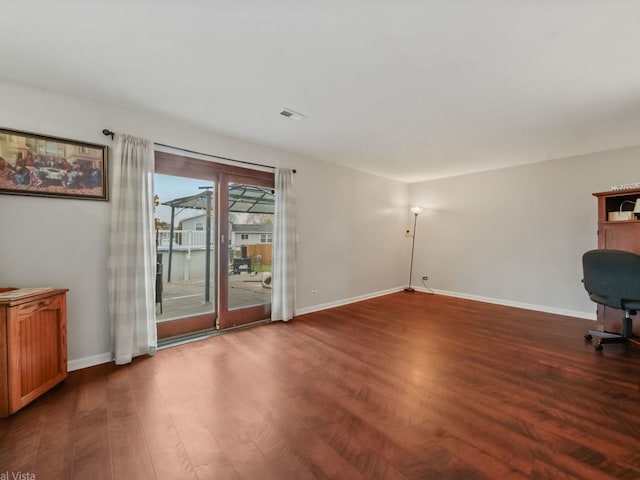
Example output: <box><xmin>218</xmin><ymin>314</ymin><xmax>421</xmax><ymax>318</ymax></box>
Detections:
<box><xmin>2</xmin><ymin>292</ymin><xmax>640</xmax><ymax>479</ymax></box>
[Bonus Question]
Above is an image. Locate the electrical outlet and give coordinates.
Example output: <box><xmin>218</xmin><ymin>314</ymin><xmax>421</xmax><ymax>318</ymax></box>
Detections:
<box><xmin>422</xmin><ymin>276</ymin><xmax>429</xmax><ymax>281</ymax></box>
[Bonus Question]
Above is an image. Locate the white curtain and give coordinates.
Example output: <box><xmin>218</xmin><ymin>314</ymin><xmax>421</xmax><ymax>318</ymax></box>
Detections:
<box><xmin>108</xmin><ymin>133</ymin><xmax>157</xmax><ymax>364</ymax></box>
<box><xmin>271</xmin><ymin>168</ymin><xmax>297</xmax><ymax>321</ymax></box>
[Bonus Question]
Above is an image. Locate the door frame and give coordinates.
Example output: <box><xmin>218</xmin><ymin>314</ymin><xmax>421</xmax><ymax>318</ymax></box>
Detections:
<box><xmin>154</xmin><ymin>151</ymin><xmax>274</xmax><ymax>337</ymax></box>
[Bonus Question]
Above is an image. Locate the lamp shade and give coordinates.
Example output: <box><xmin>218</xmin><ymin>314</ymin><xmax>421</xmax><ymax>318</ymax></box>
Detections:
<box><xmin>410</xmin><ymin>206</ymin><xmax>424</xmax><ymax>215</ymax></box>
<box><xmin>634</xmin><ymin>199</ymin><xmax>640</xmax><ymax>213</ymax></box>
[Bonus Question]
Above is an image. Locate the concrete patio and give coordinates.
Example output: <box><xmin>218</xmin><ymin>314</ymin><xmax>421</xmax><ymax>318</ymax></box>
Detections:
<box><xmin>155</xmin><ymin>272</ymin><xmax>271</xmax><ymax>322</ymax></box>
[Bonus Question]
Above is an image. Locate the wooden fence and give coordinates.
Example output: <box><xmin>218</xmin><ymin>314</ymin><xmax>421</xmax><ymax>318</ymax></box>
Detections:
<box><xmin>246</xmin><ymin>244</ymin><xmax>272</xmax><ymax>265</ymax></box>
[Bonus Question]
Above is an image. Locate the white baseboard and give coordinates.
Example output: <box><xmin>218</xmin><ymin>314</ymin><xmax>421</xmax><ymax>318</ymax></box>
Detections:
<box><xmin>295</xmin><ymin>287</ymin><xmax>405</xmax><ymax>316</ymax></box>
<box><xmin>68</xmin><ymin>289</ymin><xmax>593</xmax><ymax>372</ymax></box>
<box><xmin>67</xmin><ymin>352</ymin><xmax>112</xmax><ymax>372</ymax></box>
<box><xmin>296</xmin><ymin>286</ymin><xmax>596</xmax><ymax>321</ymax></box>
<box><xmin>416</xmin><ymin>287</ymin><xmax>597</xmax><ymax>321</ymax></box>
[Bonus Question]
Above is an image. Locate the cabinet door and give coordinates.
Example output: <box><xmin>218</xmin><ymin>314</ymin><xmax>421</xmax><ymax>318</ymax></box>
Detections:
<box><xmin>6</xmin><ymin>293</ymin><xmax>67</xmax><ymax>413</ymax></box>
<box><xmin>598</xmin><ymin>222</ymin><xmax>640</xmax><ymax>334</ymax></box>
<box><xmin>599</xmin><ymin>222</ymin><xmax>640</xmax><ymax>252</ymax></box>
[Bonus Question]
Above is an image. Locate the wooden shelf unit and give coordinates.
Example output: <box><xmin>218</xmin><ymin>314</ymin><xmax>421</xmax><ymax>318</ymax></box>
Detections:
<box><xmin>593</xmin><ymin>188</ymin><xmax>640</xmax><ymax>334</ymax></box>
<box><xmin>0</xmin><ymin>288</ymin><xmax>67</xmax><ymax>417</ymax></box>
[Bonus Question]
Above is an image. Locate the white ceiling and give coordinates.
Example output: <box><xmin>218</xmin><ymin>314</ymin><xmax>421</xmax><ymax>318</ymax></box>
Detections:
<box><xmin>1</xmin><ymin>1</ymin><xmax>640</xmax><ymax>183</ymax></box>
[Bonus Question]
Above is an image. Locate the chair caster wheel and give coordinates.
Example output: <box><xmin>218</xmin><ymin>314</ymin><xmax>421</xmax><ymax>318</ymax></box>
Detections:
<box><xmin>584</xmin><ymin>334</ymin><xmax>593</xmax><ymax>341</ymax></box>
<box><xmin>594</xmin><ymin>343</ymin><xmax>603</xmax><ymax>351</ymax></box>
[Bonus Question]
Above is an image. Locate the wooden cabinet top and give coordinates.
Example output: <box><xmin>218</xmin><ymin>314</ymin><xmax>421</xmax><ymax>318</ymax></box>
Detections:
<box><xmin>593</xmin><ymin>187</ymin><xmax>640</xmax><ymax>198</ymax></box>
<box><xmin>0</xmin><ymin>288</ymin><xmax>67</xmax><ymax>307</ymax></box>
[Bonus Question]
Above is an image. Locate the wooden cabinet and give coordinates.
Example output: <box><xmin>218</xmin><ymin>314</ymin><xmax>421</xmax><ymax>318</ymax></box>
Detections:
<box><xmin>0</xmin><ymin>288</ymin><xmax>67</xmax><ymax>417</ymax></box>
<box><xmin>593</xmin><ymin>188</ymin><xmax>640</xmax><ymax>334</ymax></box>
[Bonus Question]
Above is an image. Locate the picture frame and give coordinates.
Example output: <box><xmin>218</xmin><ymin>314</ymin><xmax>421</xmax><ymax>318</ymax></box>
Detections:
<box><xmin>0</xmin><ymin>128</ymin><xmax>108</xmax><ymax>201</ymax></box>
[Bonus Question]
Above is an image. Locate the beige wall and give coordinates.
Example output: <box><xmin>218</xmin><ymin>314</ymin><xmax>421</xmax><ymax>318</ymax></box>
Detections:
<box><xmin>2</xmin><ymin>75</ymin><xmax>636</xmax><ymax>368</ymax></box>
<box><xmin>0</xmin><ymin>78</ymin><xmax>408</xmax><ymax>369</ymax></box>
<box><xmin>408</xmin><ymin>147</ymin><xmax>640</xmax><ymax>318</ymax></box>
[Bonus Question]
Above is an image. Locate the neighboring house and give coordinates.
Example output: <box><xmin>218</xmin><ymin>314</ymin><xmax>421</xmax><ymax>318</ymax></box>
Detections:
<box><xmin>231</xmin><ymin>223</ymin><xmax>272</xmax><ymax>246</ymax></box>
<box><xmin>181</xmin><ymin>213</ymin><xmax>208</xmax><ymax>232</ymax></box>
<box><xmin>174</xmin><ymin>216</ymin><xmax>273</xmax><ymax>247</ymax></box>
<box><xmin>155</xmin><ymin>213</ymin><xmax>211</xmax><ymax>249</ymax></box>
<box><xmin>157</xmin><ymin>215</ymin><xmax>272</xmax><ymax>252</ymax></box>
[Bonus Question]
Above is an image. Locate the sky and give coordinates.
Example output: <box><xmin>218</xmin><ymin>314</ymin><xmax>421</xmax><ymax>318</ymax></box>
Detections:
<box><xmin>154</xmin><ymin>174</ymin><xmax>269</xmax><ymax>228</ymax></box>
<box><xmin>154</xmin><ymin>174</ymin><xmax>213</xmax><ymax>225</ymax></box>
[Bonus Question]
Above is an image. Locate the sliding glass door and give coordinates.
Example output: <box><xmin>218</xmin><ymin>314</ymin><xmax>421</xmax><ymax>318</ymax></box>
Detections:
<box><xmin>154</xmin><ymin>158</ymin><xmax>218</xmax><ymax>339</ymax></box>
<box><xmin>154</xmin><ymin>152</ymin><xmax>274</xmax><ymax>340</ymax></box>
<box><xmin>218</xmin><ymin>174</ymin><xmax>274</xmax><ymax>329</ymax></box>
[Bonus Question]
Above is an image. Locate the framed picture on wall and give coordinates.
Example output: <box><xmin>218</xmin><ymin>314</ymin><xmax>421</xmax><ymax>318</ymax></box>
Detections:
<box><xmin>0</xmin><ymin>128</ymin><xmax>108</xmax><ymax>201</ymax></box>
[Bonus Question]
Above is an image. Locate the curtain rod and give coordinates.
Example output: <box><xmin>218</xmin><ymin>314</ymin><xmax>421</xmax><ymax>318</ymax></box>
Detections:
<box><xmin>101</xmin><ymin>129</ymin><xmax>295</xmax><ymax>173</ymax></box>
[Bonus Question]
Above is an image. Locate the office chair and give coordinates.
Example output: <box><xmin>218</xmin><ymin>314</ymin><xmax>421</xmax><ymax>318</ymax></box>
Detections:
<box><xmin>582</xmin><ymin>249</ymin><xmax>640</xmax><ymax>351</ymax></box>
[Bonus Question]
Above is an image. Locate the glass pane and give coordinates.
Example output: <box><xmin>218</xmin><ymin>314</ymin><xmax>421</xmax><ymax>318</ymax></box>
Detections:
<box><xmin>154</xmin><ymin>173</ymin><xmax>215</xmax><ymax>322</ymax></box>
<box><xmin>227</xmin><ymin>182</ymin><xmax>274</xmax><ymax>310</ymax></box>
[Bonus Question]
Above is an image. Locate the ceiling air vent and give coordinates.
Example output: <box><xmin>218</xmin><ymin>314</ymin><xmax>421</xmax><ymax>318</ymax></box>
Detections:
<box><xmin>279</xmin><ymin>108</ymin><xmax>306</xmax><ymax>121</ymax></box>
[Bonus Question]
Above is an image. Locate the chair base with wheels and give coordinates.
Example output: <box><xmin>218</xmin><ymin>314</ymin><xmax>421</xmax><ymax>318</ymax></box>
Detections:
<box><xmin>584</xmin><ymin>311</ymin><xmax>636</xmax><ymax>351</ymax></box>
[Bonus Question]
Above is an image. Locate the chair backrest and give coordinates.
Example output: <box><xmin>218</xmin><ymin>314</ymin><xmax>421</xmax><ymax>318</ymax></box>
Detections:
<box><xmin>582</xmin><ymin>249</ymin><xmax>640</xmax><ymax>310</ymax></box>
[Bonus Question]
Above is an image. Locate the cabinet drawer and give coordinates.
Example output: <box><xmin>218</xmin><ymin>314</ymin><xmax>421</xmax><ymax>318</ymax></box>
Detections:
<box><xmin>14</xmin><ymin>294</ymin><xmax>63</xmax><ymax>317</ymax></box>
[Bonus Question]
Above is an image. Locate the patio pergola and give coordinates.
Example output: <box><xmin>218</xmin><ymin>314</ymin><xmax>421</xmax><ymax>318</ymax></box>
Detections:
<box><xmin>160</xmin><ymin>184</ymin><xmax>274</xmax><ymax>303</ymax></box>
<box><xmin>228</xmin><ymin>184</ymin><xmax>275</xmax><ymax>214</ymax></box>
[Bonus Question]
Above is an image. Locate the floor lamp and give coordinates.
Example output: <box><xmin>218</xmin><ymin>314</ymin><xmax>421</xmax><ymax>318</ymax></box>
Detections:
<box><xmin>405</xmin><ymin>206</ymin><xmax>424</xmax><ymax>292</ymax></box>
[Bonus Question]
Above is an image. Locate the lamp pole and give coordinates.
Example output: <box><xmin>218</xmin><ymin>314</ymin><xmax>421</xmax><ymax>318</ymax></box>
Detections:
<box><xmin>405</xmin><ymin>206</ymin><xmax>423</xmax><ymax>292</ymax></box>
